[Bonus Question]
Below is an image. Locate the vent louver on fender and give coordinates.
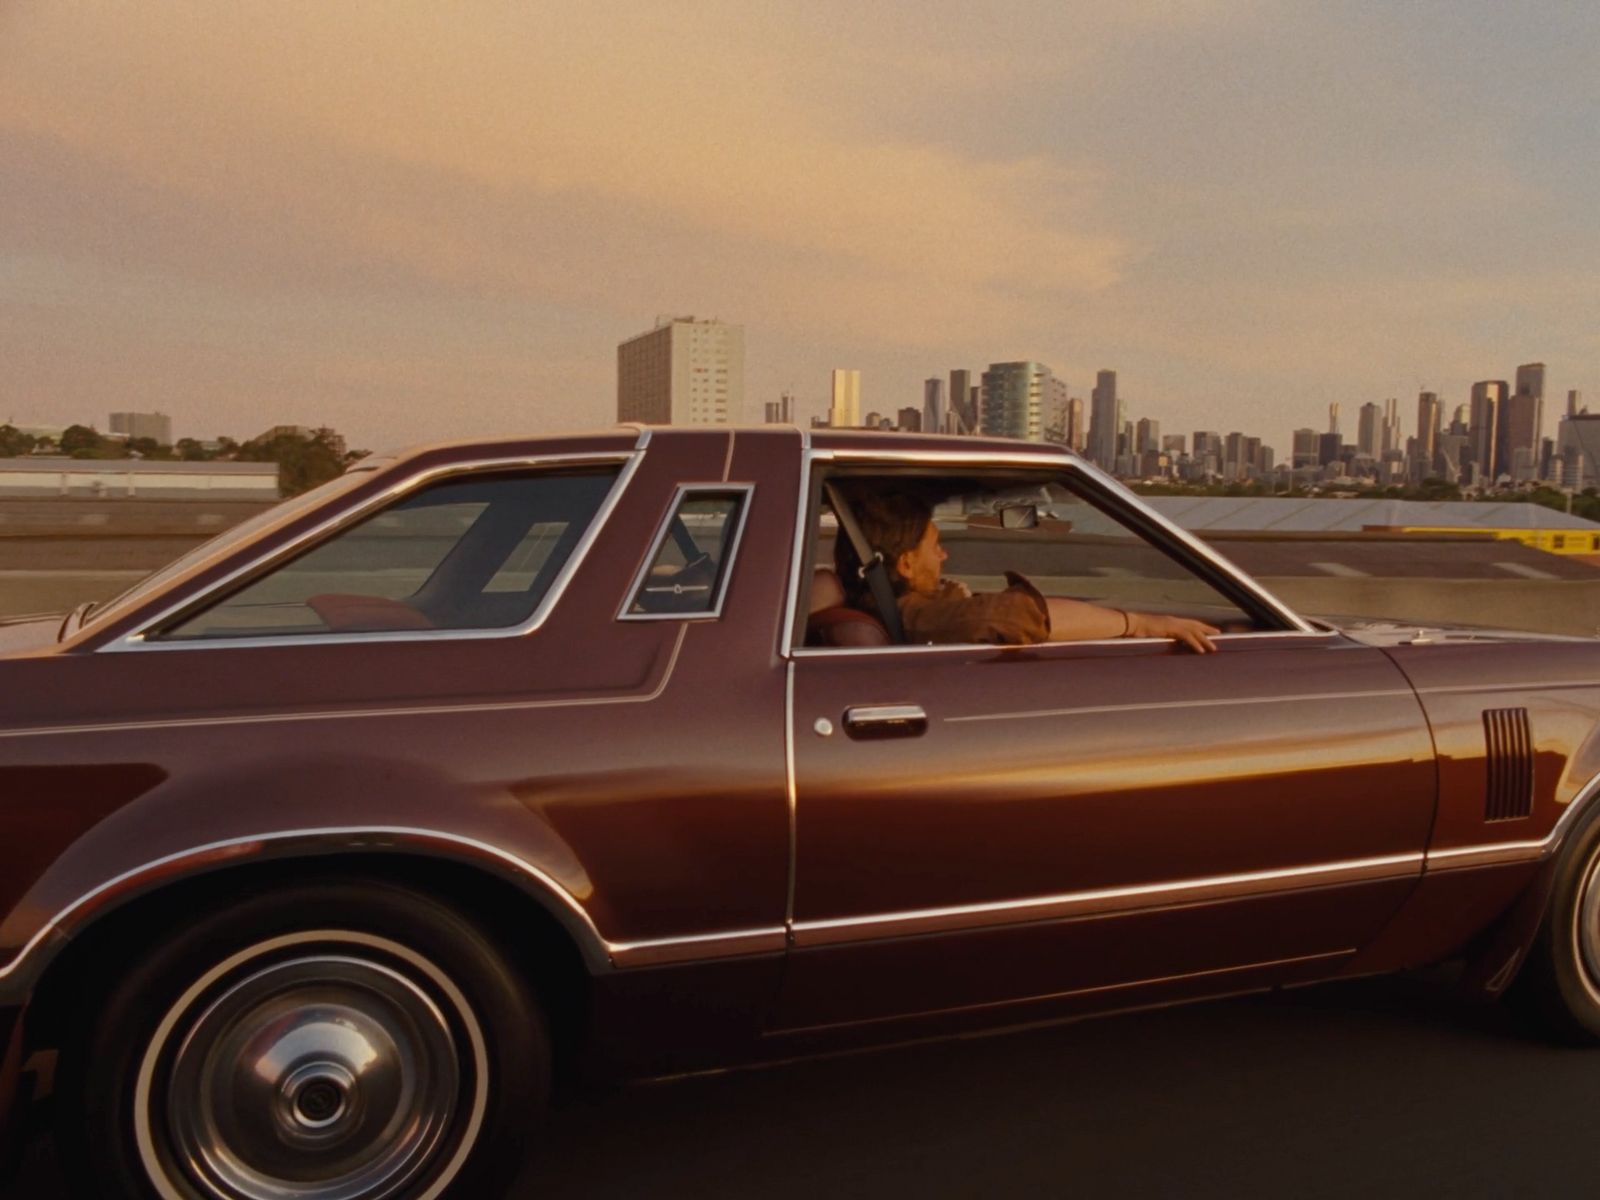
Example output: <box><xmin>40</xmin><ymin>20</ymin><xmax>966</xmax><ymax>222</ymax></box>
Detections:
<box><xmin>1483</xmin><ymin>708</ymin><xmax>1534</xmax><ymax>821</ymax></box>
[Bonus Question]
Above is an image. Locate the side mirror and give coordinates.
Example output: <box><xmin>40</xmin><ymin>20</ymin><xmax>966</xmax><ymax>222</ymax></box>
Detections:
<box><xmin>999</xmin><ymin>504</ymin><xmax>1038</xmax><ymax>530</ymax></box>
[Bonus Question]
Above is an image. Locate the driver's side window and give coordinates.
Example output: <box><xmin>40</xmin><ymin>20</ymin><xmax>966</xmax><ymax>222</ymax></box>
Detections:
<box><xmin>802</xmin><ymin>468</ymin><xmax>1263</xmax><ymax>648</ymax></box>
<box><xmin>940</xmin><ymin>482</ymin><xmax>1258</xmax><ymax>631</ymax></box>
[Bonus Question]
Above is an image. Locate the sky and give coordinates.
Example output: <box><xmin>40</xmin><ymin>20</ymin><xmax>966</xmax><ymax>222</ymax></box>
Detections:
<box><xmin>3</xmin><ymin>1</ymin><xmax>1598</xmax><ymax>454</ymax></box>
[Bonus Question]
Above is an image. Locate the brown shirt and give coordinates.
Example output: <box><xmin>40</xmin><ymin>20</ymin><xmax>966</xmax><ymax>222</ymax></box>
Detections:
<box><xmin>897</xmin><ymin>571</ymin><xmax>1051</xmax><ymax>645</ymax></box>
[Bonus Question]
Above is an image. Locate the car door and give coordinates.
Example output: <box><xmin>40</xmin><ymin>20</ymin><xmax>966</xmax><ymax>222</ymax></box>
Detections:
<box><xmin>775</xmin><ymin>463</ymin><xmax>1436</xmax><ymax>1031</ymax></box>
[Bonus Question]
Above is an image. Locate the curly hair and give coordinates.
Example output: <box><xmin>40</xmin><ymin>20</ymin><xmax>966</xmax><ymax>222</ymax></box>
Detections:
<box><xmin>832</xmin><ymin>490</ymin><xmax>933</xmax><ymax>602</ymax></box>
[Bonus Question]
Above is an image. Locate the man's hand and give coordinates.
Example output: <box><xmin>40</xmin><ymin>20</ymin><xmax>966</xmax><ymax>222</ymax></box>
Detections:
<box><xmin>1127</xmin><ymin>612</ymin><xmax>1220</xmax><ymax>653</ymax></box>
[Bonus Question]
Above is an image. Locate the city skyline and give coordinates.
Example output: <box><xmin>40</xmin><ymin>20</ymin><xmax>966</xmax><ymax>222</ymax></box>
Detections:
<box><xmin>4</xmin><ymin>5</ymin><xmax>1600</xmax><ymax>453</ymax></box>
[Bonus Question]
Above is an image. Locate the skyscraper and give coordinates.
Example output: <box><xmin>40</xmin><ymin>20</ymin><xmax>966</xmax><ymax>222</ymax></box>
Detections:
<box><xmin>1066</xmin><ymin>397</ymin><xmax>1085</xmax><ymax>451</ymax></box>
<box><xmin>1499</xmin><ymin>363</ymin><xmax>1546</xmax><ymax>480</ymax></box>
<box><xmin>979</xmin><ymin>362</ymin><xmax>1052</xmax><ymax>442</ymax></box>
<box><xmin>1357</xmin><ymin>402</ymin><xmax>1381</xmax><ymax>457</ymax></box>
<box><xmin>1088</xmin><ymin>370</ymin><xmax>1120</xmax><ymax>469</ymax></box>
<box><xmin>617</xmin><ymin>316</ymin><xmax>745</xmax><ymax>425</ymax></box>
<box><xmin>1291</xmin><ymin>428</ymin><xmax>1319</xmax><ymax>468</ymax></box>
<box><xmin>1415</xmin><ymin>391</ymin><xmax>1441</xmax><ymax>469</ymax></box>
<box><xmin>1135</xmin><ymin>417</ymin><xmax>1160</xmax><ymax>455</ymax></box>
<box><xmin>949</xmin><ymin>369</ymin><xmax>973</xmax><ymax>433</ymax></box>
<box><xmin>1469</xmin><ymin>380</ymin><xmax>1508</xmax><ymax>481</ymax></box>
<box><xmin>923</xmin><ymin>378</ymin><xmax>946</xmax><ymax>434</ymax></box>
<box><xmin>829</xmin><ymin>369</ymin><xmax>861</xmax><ymax>428</ymax></box>
<box><xmin>1328</xmin><ymin>403</ymin><xmax>1340</xmax><ymax>434</ymax></box>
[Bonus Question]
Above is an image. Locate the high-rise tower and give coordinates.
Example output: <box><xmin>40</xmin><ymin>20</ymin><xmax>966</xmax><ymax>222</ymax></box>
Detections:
<box><xmin>1088</xmin><ymin>370</ymin><xmax>1120</xmax><ymax>469</ymax></box>
<box><xmin>617</xmin><ymin>316</ymin><xmax>745</xmax><ymax>425</ymax></box>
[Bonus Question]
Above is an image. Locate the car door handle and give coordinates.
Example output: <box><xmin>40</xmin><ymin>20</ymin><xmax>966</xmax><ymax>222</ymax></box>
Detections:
<box><xmin>842</xmin><ymin>704</ymin><xmax>928</xmax><ymax>740</ymax></box>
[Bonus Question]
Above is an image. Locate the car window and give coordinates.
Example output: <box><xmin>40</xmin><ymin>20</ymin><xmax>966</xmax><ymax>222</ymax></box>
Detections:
<box><xmin>805</xmin><ymin>468</ymin><xmax>1261</xmax><ymax>646</ymax></box>
<box><xmin>941</xmin><ymin>483</ymin><xmax>1255</xmax><ymax>628</ymax></box>
<box><xmin>86</xmin><ymin>466</ymin><xmax>381</xmax><ymax>628</ymax></box>
<box><xmin>624</xmin><ymin>488</ymin><xmax>750</xmax><ymax>618</ymax></box>
<box><xmin>152</xmin><ymin>467</ymin><xmax>620</xmax><ymax>640</ymax></box>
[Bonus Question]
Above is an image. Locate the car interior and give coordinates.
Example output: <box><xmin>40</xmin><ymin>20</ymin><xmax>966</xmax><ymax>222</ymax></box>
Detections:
<box><xmin>802</xmin><ymin>468</ymin><xmax>1270</xmax><ymax>648</ymax></box>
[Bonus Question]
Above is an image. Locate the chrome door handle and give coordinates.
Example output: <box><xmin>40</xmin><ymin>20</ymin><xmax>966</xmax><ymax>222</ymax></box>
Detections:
<box><xmin>842</xmin><ymin>704</ymin><xmax>928</xmax><ymax>740</ymax></box>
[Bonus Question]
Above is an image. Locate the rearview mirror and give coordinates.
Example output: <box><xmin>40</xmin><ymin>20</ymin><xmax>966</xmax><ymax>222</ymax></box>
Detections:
<box><xmin>999</xmin><ymin>504</ymin><xmax>1038</xmax><ymax>530</ymax></box>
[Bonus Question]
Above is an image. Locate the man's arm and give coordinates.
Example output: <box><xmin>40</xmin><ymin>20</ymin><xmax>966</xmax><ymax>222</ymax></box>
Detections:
<box><xmin>1042</xmin><ymin>597</ymin><xmax>1219</xmax><ymax>654</ymax></box>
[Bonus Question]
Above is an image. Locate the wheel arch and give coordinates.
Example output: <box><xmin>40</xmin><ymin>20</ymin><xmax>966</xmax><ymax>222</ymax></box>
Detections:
<box><xmin>1460</xmin><ymin>760</ymin><xmax>1600</xmax><ymax>999</ymax></box>
<box><xmin>22</xmin><ymin>848</ymin><xmax>600</xmax><ymax>1082</ymax></box>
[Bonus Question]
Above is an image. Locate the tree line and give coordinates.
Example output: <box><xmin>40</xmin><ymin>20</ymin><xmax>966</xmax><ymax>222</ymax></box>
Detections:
<box><xmin>0</xmin><ymin>424</ymin><xmax>368</xmax><ymax>497</ymax></box>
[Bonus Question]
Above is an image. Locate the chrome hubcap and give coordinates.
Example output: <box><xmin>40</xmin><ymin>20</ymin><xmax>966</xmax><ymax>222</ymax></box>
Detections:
<box><xmin>142</xmin><ymin>940</ymin><xmax>477</xmax><ymax>1200</ymax></box>
<box><xmin>1579</xmin><ymin>849</ymin><xmax>1600</xmax><ymax>1001</ymax></box>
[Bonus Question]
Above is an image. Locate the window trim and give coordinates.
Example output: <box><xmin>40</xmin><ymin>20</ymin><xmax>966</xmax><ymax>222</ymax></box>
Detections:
<box><xmin>616</xmin><ymin>483</ymin><xmax>755</xmax><ymax>623</ymax></box>
<box><xmin>781</xmin><ymin>445</ymin><xmax>1318</xmax><ymax>656</ymax></box>
<box><xmin>103</xmin><ymin>448</ymin><xmax>646</xmax><ymax>652</ymax></box>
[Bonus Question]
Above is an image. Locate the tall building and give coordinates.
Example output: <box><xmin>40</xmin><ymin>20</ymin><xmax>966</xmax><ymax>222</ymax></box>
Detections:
<box><xmin>1499</xmin><ymin>363</ymin><xmax>1546</xmax><ymax>480</ymax></box>
<box><xmin>828</xmin><ymin>369</ymin><xmax>861</xmax><ymax>428</ymax></box>
<box><xmin>763</xmin><ymin>392</ymin><xmax>795</xmax><ymax>424</ymax></box>
<box><xmin>1328</xmin><ymin>403</ymin><xmax>1340</xmax><ymax>434</ymax></box>
<box><xmin>1558</xmin><ymin>413</ymin><xmax>1600</xmax><ymax>490</ymax></box>
<box><xmin>1066</xmin><ymin>397</ymin><xmax>1085</xmax><ymax>452</ymax></box>
<box><xmin>1357</xmin><ymin>402</ymin><xmax>1381</xmax><ymax>457</ymax></box>
<box><xmin>1291</xmin><ymin>428</ymin><xmax>1319</xmax><ymax>468</ymax></box>
<box><xmin>1569</xmin><ymin>390</ymin><xmax>1583</xmax><ymax>419</ymax></box>
<box><xmin>1469</xmin><ymin>380</ymin><xmax>1508</xmax><ymax>481</ymax></box>
<box><xmin>979</xmin><ymin>361</ymin><xmax>1053</xmax><ymax>442</ymax></box>
<box><xmin>1088</xmin><ymin>370</ymin><xmax>1120</xmax><ymax>469</ymax></box>
<box><xmin>1135</xmin><ymin>417</ymin><xmax>1160</xmax><ymax>455</ymax></box>
<box><xmin>1383</xmin><ymin>397</ymin><xmax>1401</xmax><ymax>454</ymax></box>
<box><xmin>109</xmin><ymin>411</ymin><xmax>173</xmax><ymax>444</ymax></box>
<box><xmin>1415</xmin><ymin>391</ymin><xmax>1441</xmax><ymax>469</ymax></box>
<box><xmin>923</xmin><ymin>378</ymin><xmax>946</xmax><ymax>434</ymax></box>
<box><xmin>949</xmin><ymin>369</ymin><xmax>973</xmax><ymax>433</ymax></box>
<box><xmin>616</xmin><ymin>316</ymin><xmax>744</xmax><ymax>425</ymax></box>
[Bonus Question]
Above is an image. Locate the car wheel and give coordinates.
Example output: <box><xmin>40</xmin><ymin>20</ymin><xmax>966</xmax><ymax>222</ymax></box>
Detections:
<box><xmin>56</xmin><ymin>879</ymin><xmax>549</xmax><ymax>1199</ymax></box>
<box><xmin>1512</xmin><ymin>802</ymin><xmax>1600</xmax><ymax>1043</ymax></box>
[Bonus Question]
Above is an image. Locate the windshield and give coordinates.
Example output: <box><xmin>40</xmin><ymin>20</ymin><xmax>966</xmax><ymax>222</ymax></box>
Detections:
<box><xmin>84</xmin><ymin>467</ymin><xmax>383</xmax><ymax>628</ymax></box>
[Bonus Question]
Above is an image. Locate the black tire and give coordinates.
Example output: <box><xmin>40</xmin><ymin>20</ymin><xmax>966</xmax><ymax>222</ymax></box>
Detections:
<box><xmin>1510</xmin><ymin>802</ymin><xmax>1600</xmax><ymax>1043</ymax></box>
<box><xmin>55</xmin><ymin>878</ymin><xmax>548</xmax><ymax>1199</ymax></box>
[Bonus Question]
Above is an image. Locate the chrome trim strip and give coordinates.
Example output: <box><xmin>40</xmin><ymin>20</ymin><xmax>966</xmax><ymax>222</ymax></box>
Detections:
<box><xmin>1422</xmin><ymin>767</ymin><xmax>1600</xmax><ymax>870</ymax></box>
<box><xmin>774</xmin><ymin>948</ymin><xmax>1356</xmax><ymax>1036</ymax></box>
<box><xmin>1534</xmin><ymin>762</ymin><xmax>1600</xmax><ymax>856</ymax></box>
<box><xmin>779</xmin><ymin>447</ymin><xmax>819</xmax><ymax>653</ymax></box>
<box><xmin>0</xmin><ymin>810</ymin><xmax>788</xmax><ymax>993</ymax></box>
<box><xmin>0</xmin><ymin>826</ymin><xmax>613</xmax><ymax>986</ymax></box>
<box><xmin>0</xmin><ymin>623</ymin><xmax>688</xmax><ymax>740</ymax></box>
<box><xmin>1415</xmin><ymin>681</ymin><xmax>1600</xmax><ymax>696</ymax></box>
<box><xmin>609</xmin><ymin>926</ymin><xmax>788</xmax><ymax>968</ymax></box>
<box><xmin>790</xmin><ymin>852</ymin><xmax>1425</xmax><ymax>948</ymax></box>
<box><xmin>946</xmin><ymin>687</ymin><xmax>1417</xmax><ymax>724</ymax></box>
<box><xmin>616</xmin><ymin>483</ymin><xmax>756</xmax><ymax>623</ymax></box>
<box><xmin>721</xmin><ymin>428</ymin><xmax>736</xmax><ymax>482</ymax></box>
<box><xmin>106</xmin><ymin>448</ymin><xmax>645</xmax><ymax>652</ymax></box>
<box><xmin>790</xmin><ymin>630</ymin><xmax>1340</xmax><ymax>659</ymax></box>
<box><xmin>1067</xmin><ymin>454</ymin><xmax>1317</xmax><ymax>634</ymax></box>
<box><xmin>784</xmin><ymin>659</ymin><xmax>799</xmax><ymax>929</ymax></box>
<box><xmin>781</xmin><ymin>445</ymin><xmax>1315</xmax><ymax>657</ymax></box>
<box><xmin>1424</xmin><ymin>840</ymin><xmax>1549</xmax><ymax>870</ymax></box>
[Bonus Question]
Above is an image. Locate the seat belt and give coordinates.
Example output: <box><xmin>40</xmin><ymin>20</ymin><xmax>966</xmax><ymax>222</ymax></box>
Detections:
<box><xmin>823</xmin><ymin>482</ymin><xmax>908</xmax><ymax>644</ymax></box>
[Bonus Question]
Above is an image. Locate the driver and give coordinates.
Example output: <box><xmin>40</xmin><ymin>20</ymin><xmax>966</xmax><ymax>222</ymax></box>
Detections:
<box><xmin>836</xmin><ymin>492</ymin><xmax>1218</xmax><ymax>653</ymax></box>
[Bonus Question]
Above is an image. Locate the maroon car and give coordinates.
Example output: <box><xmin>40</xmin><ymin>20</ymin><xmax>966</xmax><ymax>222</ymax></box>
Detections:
<box><xmin>3</xmin><ymin>426</ymin><xmax>1599</xmax><ymax>1199</ymax></box>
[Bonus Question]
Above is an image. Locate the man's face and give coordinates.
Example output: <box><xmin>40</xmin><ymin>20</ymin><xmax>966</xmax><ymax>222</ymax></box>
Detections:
<box><xmin>895</xmin><ymin>520</ymin><xmax>946</xmax><ymax>594</ymax></box>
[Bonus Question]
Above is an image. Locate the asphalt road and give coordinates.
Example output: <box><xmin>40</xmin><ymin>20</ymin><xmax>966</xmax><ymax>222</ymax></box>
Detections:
<box><xmin>14</xmin><ymin>973</ymin><xmax>1600</xmax><ymax>1198</ymax></box>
